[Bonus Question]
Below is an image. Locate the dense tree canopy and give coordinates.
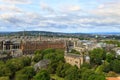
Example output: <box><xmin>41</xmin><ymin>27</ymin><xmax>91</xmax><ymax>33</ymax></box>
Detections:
<box><xmin>65</xmin><ymin>66</ymin><xmax>80</xmax><ymax>80</ymax></box>
<box><xmin>0</xmin><ymin>77</ymin><xmax>9</xmax><ymax>80</ymax></box>
<box><xmin>15</xmin><ymin>66</ymin><xmax>35</xmax><ymax>80</ymax></box>
<box><xmin>104</xmin><ymin>40</ymin><xmax>120</xmax><ymax>47</ymax></box>
<box><xmin>89</xmin><ymin>48</ymin><xmax>106</xmax><ymax>65</ymax></box>
<box><xmin>0</xmin><ymin>61</ymin><xmax>12</xmax><ymax>77</ymax></box>
<box><xmin>34</xmin><ymin>70</ymin><xmax>50</xmax><ymax>80</ymax></box>
<box><xmin>106</xmin><ymin>53</ymin><xmax>115</xmax><ymax>62</ymax></box>
<box><xmin>33</xmin><ymin>54</ymin><xmax>43</xmax><ymax>63</ymax></box>
<box><xmin>110</xmin><ymin>59</ymin><xmax>120</xmax><ymax>73</ymax></box>
<box><xmin>81</xmin><ymin>69</ymin><xmax>105</xmax><ymax>80</ymax></box>
<box><xmin>1</xmin><ymin>48</ymin><xmax>118</xmax><ymax>80</ymax></box>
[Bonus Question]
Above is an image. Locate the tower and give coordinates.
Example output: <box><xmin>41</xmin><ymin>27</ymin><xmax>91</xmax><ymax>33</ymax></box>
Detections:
<box><xmin>39</xmin><ymin>33</ymin><xmax>41</xmax><ymax>41</ymax></box>
<box><xmin>22</xmin><ymin>29</ymin><xmax>25</xmax><ymax>42</ymax></box>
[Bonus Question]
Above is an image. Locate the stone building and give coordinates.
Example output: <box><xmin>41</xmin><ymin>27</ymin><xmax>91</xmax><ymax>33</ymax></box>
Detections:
<box><xmin>0</xmin><ymin>40</ymin><xmax>22</xmax><ymax>57</ymax></box>
<box><xmin>64</xmin><ymin>53</ymin><xmax>84</xmax><ymax>68</ymax></box>
<box><xmin>2</xmin><ymin>40</ymin><xmax>21</xmax><ymax>51</ymax></box>
<box><xmin>0</xmin><ymin>41</ymin><xmax>3</xmax><ymax>50</ymax></box>
<box><xmin>113</xmin><ymin>47</ymin><xmax>120</xmax><ymax>56</ymax></box>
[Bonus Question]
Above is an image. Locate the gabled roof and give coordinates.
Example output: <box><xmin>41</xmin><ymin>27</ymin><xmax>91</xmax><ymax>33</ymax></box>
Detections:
<box><xmin>64</xmin><ymin>53</ymin><xmax>81</xmax><ymax>58</ymax></box>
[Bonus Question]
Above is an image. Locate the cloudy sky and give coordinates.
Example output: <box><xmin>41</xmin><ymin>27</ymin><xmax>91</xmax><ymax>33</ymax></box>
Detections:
<box><xmin>0</xmin><ymin>0</ymin><xmax>120</xmax><ymax>33</ymax></box>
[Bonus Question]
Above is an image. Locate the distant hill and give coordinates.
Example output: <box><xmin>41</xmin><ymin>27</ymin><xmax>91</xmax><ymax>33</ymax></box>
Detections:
<box><xmin>0</xmin><ymin>31</ymin><xmax>88</xmax><ymax>36</ymax></box>
<box><xmin>0</xmin><ymin>31</ymin><xmax>120</xmax><ymax>36</ymax></box>
<box><xmin>88</xmin><ymin>32</ymin><xmax>120</xmax><ymax>35</ymax></box>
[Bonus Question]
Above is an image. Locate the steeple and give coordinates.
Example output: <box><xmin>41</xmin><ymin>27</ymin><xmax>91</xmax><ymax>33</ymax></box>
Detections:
<box><xmin>22</xmin><ymin>29</ymin><xmax>25</xmax><ymax>42</ymax></box>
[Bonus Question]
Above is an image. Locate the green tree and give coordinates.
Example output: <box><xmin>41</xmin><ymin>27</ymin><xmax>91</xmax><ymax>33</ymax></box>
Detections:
<box><xmin>15</xmin><ymin>66</ymin><xmax>35</xmax><ymax>80</ymax></box>
<box><xmin>103</xmin><ymin>63</ymin><xmax>111</xmax><ymax>73</ymax></box>
<box><xmin>42</xmin><ymin>48</ymin><xmax>56</xmax><ymax>55</ymax></box>
<box><xmin>15</xmin><ymin>74</ymin><xmax>28</xmax><ymax>80</ymax></box>
<box><xmin>104</xmin><ymin>40</ymin><xmax>120</xmax><ymax>47</ymax></box>
<box><xmin>89</xmin><ymin>48</ymin><xmax>106</xmax><ymax>65</ymax></box>
<box><xmin>116</xmin><ymin>55</ymin><xmax>120</xmax><ymax>60</ymax></box>
<box><xmin>107</xmin><ymin>71</ymin><xmax>118</xmax><ymax>77</ymax></box>
<box><xmin>34</xmin><ymin>50</ymin><xmax>43</xmax><ymax>55</ymax></box>
<box><xmin>21</xmin><ymin>57</ymin><xmax>31</xmax><ymax>66</ymax></box>
<box><xmin>34</xmin><ymin>70</ymin><xmax>50</xmax><ymax>80</ymax></box>
<box><xmin>33</xmin><ymin>54</ymin><xmax>43</xmax><ymax>62</ymax></box>
<box><xmin>65</xmin><ymin>66</ymin><xmax>80</xmax><ymax>80</ymax></box>
<box><xmin>0</xmin><ymin>61</ymin><xmax>12</xmax><ymax>77</ymax></box>
<box><xmin>61</xmin><ymin>63</ymin><xmax>71</xmax><ymax>78</ymax></box>
<box><xmin>0</xmin><ymin>65</ymin><xmax>12</xmax><ymax>77</ymax></box>
<box><xmin>56</xmin><ymin>61</ymin><xmax>64</xmax><ymax>77</ymax></box>
<box><xmin>95</xmin><ymin>65</ymin><xmax>104</xmax><ymax>74</ymax></box>
<box><xmin>43</xmin><ymin>49</ymin><xmax>64</xmax><ymax>62</ymax></box>
<box><xmin>106</xmin><ymin>53</ymin><xmax>115</xmax><ymax>62</ymax></box>
<box><xmin>6</xmin><ymin>59</ymin><xmax>24</xmax><ymax>73</ymax></box>
<box><xmin>88</xmin><ymin>73</ymin><xmax>105</xmax><ymax>80</ymax></box>
<box><xmin>0</xmin><ymin>76</ymin><xmax>9</xmax><ymax>80</ymax></box>
<box><xmin>110</xmin><ymin>59</ymin><xmax>120</xmax><ymax>73</ymax></box>
<box><xmin>81</xmin><ymin>62</ymin><xmax>91</xmax><ymax>69</ymax></box>
<box><xmin>81</xmin><ymin>69</ymin><xmax>94</xmax><ymax>80</ymax></box>
<box><xmin>71</xmin><ymin>49</ymin><xmax>80</xmax><ymax>54</ymax></box>
<box><xmin>47</xmin><ymin>61</ymin><xmax>58</xmax><ymax>74</ymax></box>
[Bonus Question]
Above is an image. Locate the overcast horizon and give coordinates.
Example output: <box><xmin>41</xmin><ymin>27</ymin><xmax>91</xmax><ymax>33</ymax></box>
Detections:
<box><xmin>0</xmin><ymin>0</ymin><xmax>120</xmax><ymax>33</ymax></box>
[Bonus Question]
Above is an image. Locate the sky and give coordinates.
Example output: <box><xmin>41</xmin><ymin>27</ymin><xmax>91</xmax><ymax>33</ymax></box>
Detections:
<box><xmin>0</xmin><ymin>0</ymin><xmax>120</xmax><ymax>33</ymax></box>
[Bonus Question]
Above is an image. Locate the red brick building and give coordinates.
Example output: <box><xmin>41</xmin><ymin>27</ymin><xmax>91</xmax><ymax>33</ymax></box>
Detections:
<box><xmin>21</xmin><ymin>41</ymin><xmax>66</xmax><ymax>54</ymax></box>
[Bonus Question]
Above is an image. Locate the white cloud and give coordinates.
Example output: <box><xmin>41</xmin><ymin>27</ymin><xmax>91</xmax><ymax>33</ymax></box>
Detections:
<box><xmin>0</xmin><ymin>5</ymin><xmax>23</xmax><ymax>12</ymax></box>
<box><xmin>60</xmin><ymin>5</ymin><xmax>81</xmax><ymax>12</ymax></box>
<box><xmin>98</xmin><ymin>4</ymin><xmax>105</xmax><ymax>9</ymax></box>
<box><xmin>0</xmin><ymin>0</ymin><xmax>31</xmax><ymax>4</ymax></box>
<box><xmin>0</xmin><ymin>0</ymin><xmax>120</xmax><ymax>32</ymax></box>
<box><xmin>91</xmin><ymin>1</ymin><xmax>120</xmax><ymax>17</ymax></box>
<box><xmin>0</xmin><ymin>11</ymin><xmax>120</xmax><ymax>32</ymax></box>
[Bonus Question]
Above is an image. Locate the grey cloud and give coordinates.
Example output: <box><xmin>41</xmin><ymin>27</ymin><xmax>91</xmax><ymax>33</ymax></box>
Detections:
<box><xmin>0</xmin><ymin>10</ymin><xmax>120</xmax><ymax>32</ymax></box>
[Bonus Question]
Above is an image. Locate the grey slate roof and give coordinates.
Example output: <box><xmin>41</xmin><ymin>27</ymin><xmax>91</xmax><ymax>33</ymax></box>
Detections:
<box><xmin>34</xmin><ymin>59</ymin><xmax>50</xmax><ymax>71</ymax></box>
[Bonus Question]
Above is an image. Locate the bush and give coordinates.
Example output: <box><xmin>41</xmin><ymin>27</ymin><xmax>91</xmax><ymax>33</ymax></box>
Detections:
<box><xmin>0</xmin><ymin>76</ymin><xmax>9</xmax><ymax>80</ymax></box>
<box><xmin>107</xmin><ymin>71</ymin><xmax>118</xmax><ymax>77</ymax></box>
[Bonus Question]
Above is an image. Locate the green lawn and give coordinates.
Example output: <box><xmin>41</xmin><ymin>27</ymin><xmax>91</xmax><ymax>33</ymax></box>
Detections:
<box><xmin>50</xmin><ymin>74</ymin><xmax>64</xmax><ymax>80</ymax></box>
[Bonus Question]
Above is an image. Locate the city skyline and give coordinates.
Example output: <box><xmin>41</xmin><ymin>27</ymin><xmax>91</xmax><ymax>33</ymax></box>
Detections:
<box><xmin>0</xmin><ymin>0</ymin><xmax>120</xmax><ymax>33</ymax></box>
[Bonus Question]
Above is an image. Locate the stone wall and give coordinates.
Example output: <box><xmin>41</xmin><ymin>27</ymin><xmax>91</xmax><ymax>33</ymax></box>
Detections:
<box><xmin>64</xmin><ymin>53</ymin><xmax>83</xmax><ymax>68</ymax></box>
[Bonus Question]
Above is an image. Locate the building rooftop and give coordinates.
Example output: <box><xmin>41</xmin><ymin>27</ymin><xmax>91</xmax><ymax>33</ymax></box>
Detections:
<box><xmin>34</xmin><ymin>59</ymin><xmax>50</xmax><ymax>71</ymax></box>
<box><xmin>64</xmin><ymin>53</ymin><xmax>81</xmax><ymax>58</ymax></box>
